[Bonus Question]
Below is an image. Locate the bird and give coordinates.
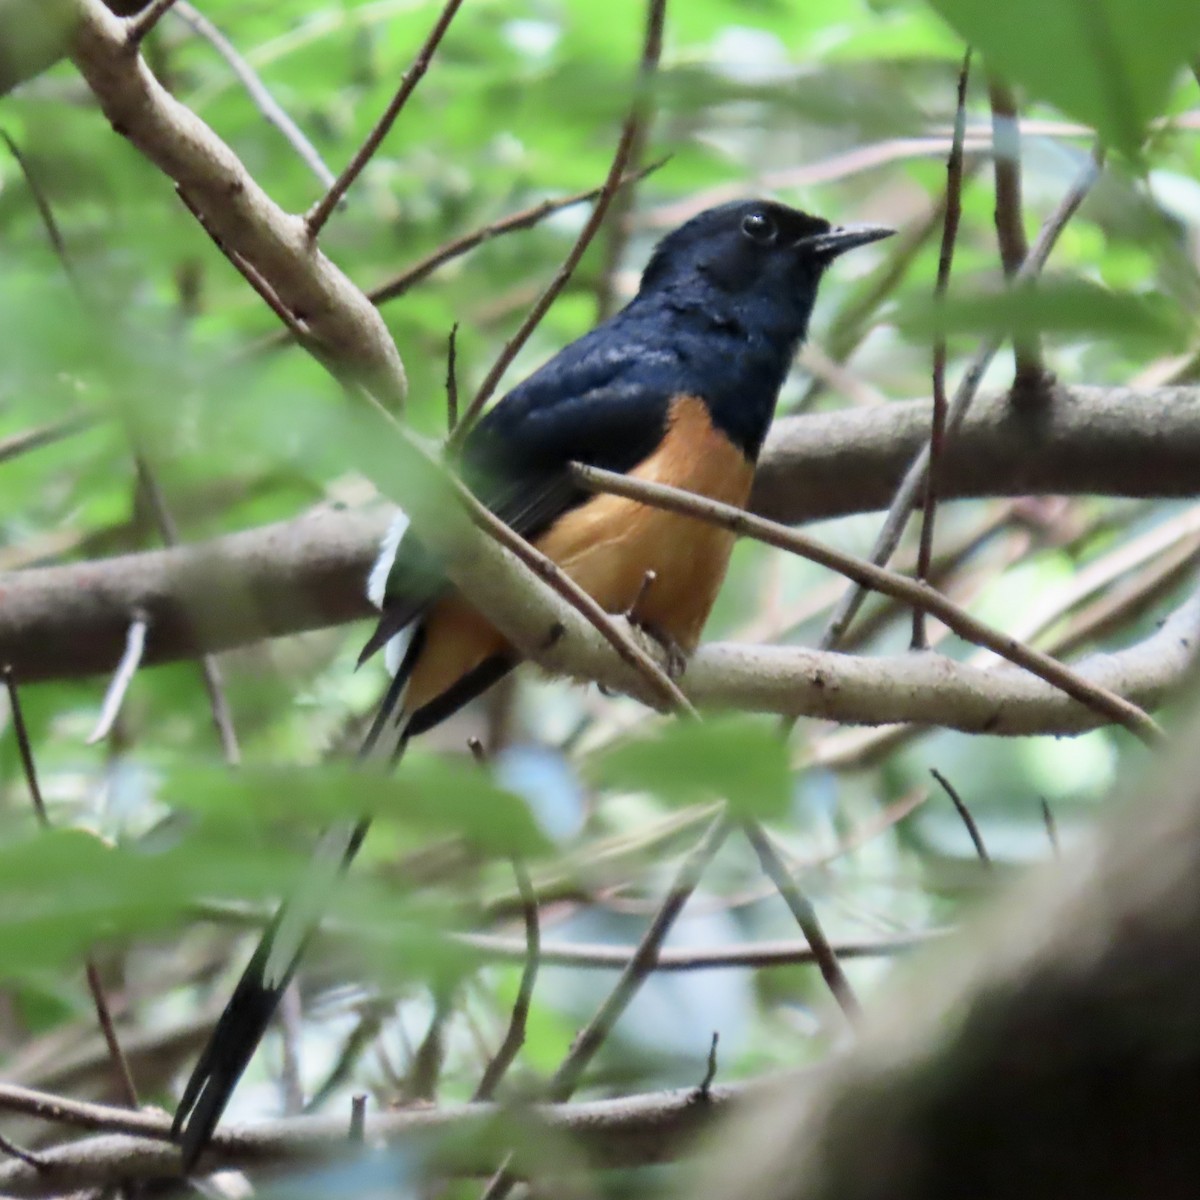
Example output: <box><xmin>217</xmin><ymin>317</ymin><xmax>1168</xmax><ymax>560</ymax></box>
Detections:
<box><xmin>171</xmin><ymin>198</ymin><xmax>892</xmax><ymax>1167</ymax></box>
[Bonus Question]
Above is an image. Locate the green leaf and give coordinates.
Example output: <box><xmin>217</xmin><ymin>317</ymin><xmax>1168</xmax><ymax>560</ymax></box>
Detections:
<box><xmin>925</xmin><ymin>0</ymin><xmax>1200</xmax><ymax>157</ymax></box>
<box><xmin>167</xmin><ymin>758</ymin><xmax>549</xmax><ymax>857</ymax></box>
<box><xmin>899</xmin><ymin>278</ymin><xmax>1191</xmax><ymax>351</ymax></box>
<box><xmin>590</xmin><ymin>716</ymin><xmax>792</xmax><ymax>816</ymax></box>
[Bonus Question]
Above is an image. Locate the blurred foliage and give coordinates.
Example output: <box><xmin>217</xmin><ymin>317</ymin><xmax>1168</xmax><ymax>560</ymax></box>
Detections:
<box><xmin>0</xmin><ymin>0</ymin><xmax>1198</xmax><ymax>1194</ymax></box>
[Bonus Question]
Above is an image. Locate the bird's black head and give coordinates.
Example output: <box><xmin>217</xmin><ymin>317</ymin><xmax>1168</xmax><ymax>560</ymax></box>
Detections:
<box><xmin>639</xmin><ymin>198</ymin><xmax>892</xmax><ymax>338</ymax></box>
<box><xmin>628</xmin><ymin>199</ymin><xmax>892</xmax><ymax>459</ymax></box>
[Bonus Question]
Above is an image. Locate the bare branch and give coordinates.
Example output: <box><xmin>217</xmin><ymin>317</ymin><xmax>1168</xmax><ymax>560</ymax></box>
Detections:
<box><xmin>0</xmin><ymin>1078</ymin><xmax>752</xmax><ymax>1195</ymax></box>
<box><xmin>458</xmin><ymin>929</ymin><xmax>943</xmax><ymax>971</ymax></box>
<box><xmin>741</xmin><ymin>821</ymin><xmax>861</xmax><ymax>1021</ymax></box>
<box><xmin>173</xmin><ymin>2</ymin><xmax>335</xmax><ymax>188</ymax></box>
<box><xmin>818</xmin><ymin>146</ymin><xmax>1103</xmax><ymax>650</ymax></box>
<box><xmin>305</xmin><ymin>0</ymin><xmax>464</xmax><ymax>237</ymax></box>
<box><xmin>3</xmin><ymin>386</ymin><xmax>1198</xmax><ymax>691</ymax></box>
<box><xmin>124</xmin><ymin>0</ymin><xmax>178</xmax><ymax>46</ymax></box>
<box><xmin>69</xmin><ymin>0</ymin><xmax>408</xmax><ymax>406</ymax></box>
<box><xmin>573</xmin><ymin>464</ymin><xmax>1165</xmax><ymax>744</ymax></box>
<box><xmin>451</xmin><ymin>0</ymin><xmax>668</xmax><ymax>445</ymax></box>
<box><xmin>930</xmin><ymin>768</ymin><xmax>991</xmax><ymax>866</ymax></box>
<box><xmin>913</xmin><ymin>50</ymin><xmax>970</xmax><ymax>650</ymax></box>
<box><xmin>988</xmin><ymin>75</ymin><xmax>1045</xmax><ymax>390</ymax></box>
<box><xmin>472</xmin><ymin>859</ymin><xmax>540</xmax><ymax>1102</ymax></box>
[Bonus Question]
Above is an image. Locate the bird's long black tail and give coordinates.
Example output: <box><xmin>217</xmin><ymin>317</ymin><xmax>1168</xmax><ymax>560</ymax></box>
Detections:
<box><xmin>171</xmin><ymin>659</ymin><xmax>415</xmax><ymax>1170</ymax></box>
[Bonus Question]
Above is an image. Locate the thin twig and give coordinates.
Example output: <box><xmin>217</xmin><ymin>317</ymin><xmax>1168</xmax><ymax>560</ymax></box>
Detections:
<box><xmin>173</xmin><ymin>2</ymin><xmax>336</xmax><ymax>188</ymax></box>
<box><xmin>0</xmin><ymin>416</ymin><xmax>94</xmax><ymax>467</ymax></box>
<box><xmin>83</xmin><ymin>963</ymin><xmax>139</xmax><ymax>1108</ymax></box>
<box><xmin>3</xmin><ymin>666</ymin><xmax>48</xmax><ymax>827</ymax></box>
<box><xmin>741</xmin><ymin>821</ymin><xmax>861</xmax><ymax>1022</ymax></box>
<box><xmin>930</xmin><ymin>768</ymin><xmax>991</xmax><ymax>866</ymax></box>
<box><xmin>913</xmin><ymin>50</ymin><xmax>970</xmax><ymax>651</ymax></box>
<box><xmin>696</xmin><ymin>1032</ymin><xmax>719</xmax><ymax>1100</ymax></box>
<box><xmin>988</xmin><ymin>75</ymin><xmax>1045</xmax><ymax>394</ymax></box>
<box><xmin>473</xmin><ymin>858</ymin><xmax>540</xmax><ymax>1101</ymax></box>
<box><xmin>446</xmin><ymin>322</ymin><xmax>461</xmax><ymax>434</ymax></box>
<box><xmin>818</xmin><ymin>145</ymin><xmax>1104</xmax><ymax>651</ymax></box>
<box><xmin>366</xmin><ymin>161</ymin><xmax>666</xmax><ymax>310</ymax></box>
<box><xmin>125</xmin><ymin>0</ymin><xmax>180</xmax><ymax>45</ymax></box>
<box><xmin>305</xmin><ymin>1004</ymin><xmax>390</xmax><ymax>1113</ymax></box>
<box><xmin>306</xmin><ymin>0</ymin><xmax>464</xmax><ymax>237</ymax></box>
<box><xmin>85</xmin><ymin>612</ymin><xmax>148</xmax><ymax>745</ymax></box>
<box><xmin>0</xmin><ymin>129</ymin><xmax>79</xmax><ymax>289</ymax></box>
<box><xmin>1040</xmin><ymin>797</ymin><xmax>1061</xmax><ymax>857</ymax></box>
<box><xmin>450</xmin><ymin>0</ymin><xmax>667</xmax><ymax>447</ymax></box>
<box><xmin>4</xmin><ymin>669</ymin><xmax>141</xmax><ymax>1107</ymax></box>
<box><xmin>406</xmin><ymin>987</ymin><xmax>453</xmax><ymax>1102</ymax></box>
<box><xmin>548</xmin><ymin>810</ymin><xmax>732</xmax><ymax>1101</ymax></box>
<box><xmin>572</xmin><ymin>463</ymin><xmax>1165</xmax><ymax>744</ymax></box>
<box><xmin>133</xmin><ymin>456</ymin><xmax>241</xmax><ymax>763</ymax></box>
<box><xmin>479</xmin><ymin>812</ymin><xmax>732</xmax><ymax>1200</ymax></box>
<box><xmin>460</xmin><ymin>929</ymin><xmax>943</xmax><ymax>971</ymax></box>
<box><xmin>0</xmin><ymin>1134</ymin><xmax>46</xmax><ymax>1171</ymax></box>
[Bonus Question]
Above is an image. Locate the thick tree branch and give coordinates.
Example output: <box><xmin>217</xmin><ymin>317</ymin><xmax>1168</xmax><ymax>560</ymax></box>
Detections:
<box><xmin>3</xmin><ymin>386</ymin><xmax>1199</xmax><ymax>716</ymax></box>
<box><xmin>749</xmin><ymin>384</ymin><xmax>1200</xmax><ymax>523</ymax></box>
<box><xmin>68</xmin><ymin>0</ymin><xmax>408</xmax><ymax>406</ymax></box>
<box><xmin>0</xmin><ymin>1079</ymin><xmax>750</xmax><ymax>1195</ymax></box>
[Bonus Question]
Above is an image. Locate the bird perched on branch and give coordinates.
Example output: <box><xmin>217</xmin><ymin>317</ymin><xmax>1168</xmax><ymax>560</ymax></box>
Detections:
<box><xmin>172</xmin><ymin>198</ymin><xmax>892</xmax><ymax>1167</ymax></box>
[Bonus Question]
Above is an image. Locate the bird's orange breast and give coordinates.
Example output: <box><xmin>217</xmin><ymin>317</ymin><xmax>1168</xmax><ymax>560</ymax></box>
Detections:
<box><xmin>405</xmin><ymin>394</ymin><xmax>754</xmax><ymax>712</ymax></box>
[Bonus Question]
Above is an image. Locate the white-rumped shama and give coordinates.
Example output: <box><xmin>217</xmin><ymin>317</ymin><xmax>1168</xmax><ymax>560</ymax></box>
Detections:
<box><xmin>172</xmin><ymin>199</ymin><xmax>892</xmax><ymax>1166</ymax></box>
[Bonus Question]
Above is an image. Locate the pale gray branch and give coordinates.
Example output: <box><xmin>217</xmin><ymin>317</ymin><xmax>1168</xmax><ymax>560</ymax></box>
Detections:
<box><xmin>0</xmin><ymin>1079</ymin><xmax>749</xmax><ymax>1196</ymax></box>
<box><xmin>68</xmin><ymin>0</ymin><xmax>407</xmax><ymax>405</ymax></box>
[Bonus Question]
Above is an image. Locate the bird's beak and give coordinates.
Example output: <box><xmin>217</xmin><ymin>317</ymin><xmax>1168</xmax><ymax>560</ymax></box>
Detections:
<box><xmin>800</xmin><ymin>223</ymin><xmax>896</xmax><ymax>259</ymax></box>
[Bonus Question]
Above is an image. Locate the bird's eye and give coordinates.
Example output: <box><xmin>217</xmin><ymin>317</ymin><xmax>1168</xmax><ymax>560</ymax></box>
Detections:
<box><xmin>741</xmin><ymin>212</ymin><xmax>777</xmax><ymax>244</ymax></box>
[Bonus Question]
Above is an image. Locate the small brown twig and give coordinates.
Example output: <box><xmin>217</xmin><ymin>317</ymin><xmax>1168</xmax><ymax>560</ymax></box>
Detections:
<box><xmin>0</xmin><ymin>1133</ymin><xmax>46</xmax><ymax>1171</ymax></box>
<box><xmin>446</xmin><ymin>322</ymin><xmax>461</xmax><ymax>434</ymax></box>
<box><xmin>85</xmin><ymin>611</ymin><xmax>148</xmax><ymax>745</ymax></box>
<box><xmin>818</xmin><ymin>144</ymin><xmax>1104</xmax><ymax>652</ymax></box>
<box><xmin>1040</xmin><ymin>797</ymin><xmax>1061</xmax><ymax>857</ymax></box>
<box><xmin>365</xmin><ymin>160</ymin><xmax>666</xmax><ymax>311</ymax></box>
<box><xmin>406</xmin><ymin>986</ymin><xmax>453</xmax><ymax>1102</ymax></box>
<box><xmin>572</xmin><ymin>463</ymin><xmax>1165</xmax><ymax>744</ymax></box>
<box><xmin>4</xmin><ymin>668</ymin><xmax>141</xmax><ymax>1108</ymax></box>
<box><xmin>913</xmin><ymin>50</ymin><xmax>971</xmax><ymax>651</ymax></box>
<box><xmin>473</xmin><ymin>858</ymin><xmax>540</xmax><ymax>1101</ymax></box>
<box><xmin>0</xmin><ymin>416</ymin><xmax>94</xmax><ymax>467</ymax></box>
<box><xmin>450</xmin><ymin>0</ymin><xmax>667</xmax><ymax>447</ymax></box>
<box><xmin>3</xmin><ymin>666</ymin><xmax>48</xmax><ymax>827</ymax></box>
<box><xmin>460</xmin><ymin>929</ymin><xmax>943</xmax><ymax>971</ymax></box>
<box><xmin>305</xmin><ymin>0</ymin><xmax>464</xmax><ymax>237</ymax></box>
<box><xmin>696</xmin><ymin>1031</ymin><xmax>719</xmax><ymax>1100</ymax></box>
<box><xmin>988</xmin><ymin>75</ymin><xmax>1045</xmax><ymax>395</ymax></box>
<box><xmin>173</xmin><ymin>2</ymin><xmax>335</xmax><ymax>188</ymax></box>
<box><xmin>125</xmin><ymin>0</ymin><xmax>180</xmax><ymax>46</ymax></box>
<box><xmin>548</xmin><ymin>810</ymin><xmax>732</xmax><ymax>1101</ymax></box>
<box><xmin>741</xmin><ymin>821</ymin><xmax>861</xmax><ymax>1023</ymax></box>
<box><xmin>930</xmin><ymin>768</ymin><xmax>991</xmax><ymax>866</ymax></box>
<box><xmin>479</xmin><ymin>809</ymin><xmax>733</xmax><ymax>1200</ymax></box>
<box><xmin>83</xmin><ymin>963</ymin><xmax>140</xmax><ymax>1108</ymax></box>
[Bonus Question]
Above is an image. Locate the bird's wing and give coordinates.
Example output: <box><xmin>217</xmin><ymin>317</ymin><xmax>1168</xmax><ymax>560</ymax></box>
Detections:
<box><xmin>359</xmin><ymin>331</ymin><xmax>677</xmax><ymax>666</ymax></box>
